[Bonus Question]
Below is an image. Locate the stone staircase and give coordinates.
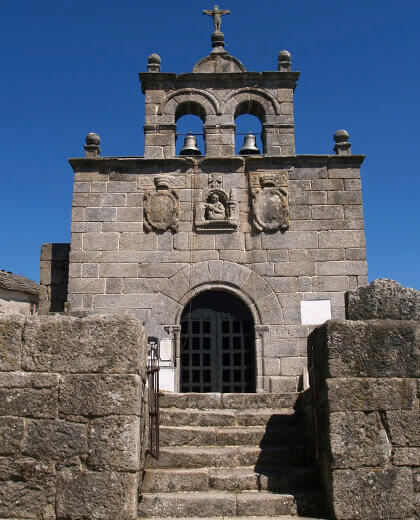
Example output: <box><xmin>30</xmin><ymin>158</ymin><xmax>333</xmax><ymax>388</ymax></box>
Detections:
<box><xmin>138</xmin><ymin>392</ymin><xmax>327</xmax><ymax>520</ymax></box>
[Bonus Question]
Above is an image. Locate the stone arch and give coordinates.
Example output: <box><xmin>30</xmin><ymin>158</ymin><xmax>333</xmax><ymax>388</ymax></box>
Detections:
<box><xmin>158</xmin><ymin>88</ymin><xmax>220</xmax><ymax>120</ymax></box>
<box><xmin>151</xmin><ymin>261</ymin><xmax>282</xmax><ymax>327</ymax></box>
<box><xmin>222</xmin><ymin>88</ymin><xmax>281</xmax><ymax>123</ymax></box>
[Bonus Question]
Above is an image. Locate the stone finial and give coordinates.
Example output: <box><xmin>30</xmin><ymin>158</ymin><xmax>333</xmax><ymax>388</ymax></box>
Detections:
<box><xmin>84</xmin><ymin>132</ymin><xmax>101</xmax><ymax>157</ymax></box>
<box><xmin>147</xmin><ymin>53</ymin><xmax>161</xmax><ymax>72</ymax></box>
<box><xmin>278</xmin><ymin>50</ymin><xmax>291</xmax><ymax>71</ymax></box>
<box><xmin>333</xmin><ymin>129</ymin><xmax>352</xmax><ymax>155</ymax></box>
<box><xmin>211</xmin><ymin>30</ymin><xmax>226</xmax><ymax>51</ymax></box>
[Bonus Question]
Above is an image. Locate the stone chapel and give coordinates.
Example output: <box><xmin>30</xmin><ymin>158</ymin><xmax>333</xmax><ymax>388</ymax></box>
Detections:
<box><xmin>40</xmin><ymin>11</ymin><xmax>368</xmax><ymax>395</ymax></box>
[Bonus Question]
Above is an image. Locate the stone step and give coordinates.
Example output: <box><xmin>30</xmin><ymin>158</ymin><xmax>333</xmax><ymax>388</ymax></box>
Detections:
<box><xmin>160</xmin><ymin>392</ymin><xmax>300</xmax><ymax>410</ymax></box>
<box><xmin>146</xmin><ymin>446</ymin><xmax>307</xmax><ymax>470</ymax></box>
<box><xmin>160</xmin><ymin>425</ymin><xmax>304</xmax><ymax>447</ymax></box>
<box><xmin>138</xmin><ymin>490</ymin><xmax>323</xmax><ymax>518</ymax></box>
<box><xmin>137</xmin><ymin>517</ymin><xmax>327</xmax><ymax>520</ymax></box>
<box><xmin>160</xmin><ymin>408</ymin><xmax>300</xmax><ymax>428</ymax></box>
<box><xmin>142</xmin><ymin>466</ymin><xmax>318</xmax><ymax>493</ymax></box>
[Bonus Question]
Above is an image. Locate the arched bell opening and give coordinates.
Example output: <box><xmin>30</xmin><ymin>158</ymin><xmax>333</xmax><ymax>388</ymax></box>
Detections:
<box><xmin>175</xmin><ymin>102</ymin><xmax>206</xmax><ymax>156</ymax></box>
<box><xmin>234</xmin><ymin>100</ymin><xmax>265</xmax><ymax>155</ymax></box>
<box><xmin>180</xmin><ymin>290</ymin><xmax>256</xmax><ymax>393</ymax></box>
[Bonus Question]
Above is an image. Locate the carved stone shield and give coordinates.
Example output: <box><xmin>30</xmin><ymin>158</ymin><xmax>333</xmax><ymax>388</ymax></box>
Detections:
<box><xmin>253</xmin><ymin>187</ymin><xmax>289</xmax><ymax>232</ymax></box>
<box><xmin>144</xmin><ymin>190</ymin><xmax>179</xmax><ymax>232</ymax></box>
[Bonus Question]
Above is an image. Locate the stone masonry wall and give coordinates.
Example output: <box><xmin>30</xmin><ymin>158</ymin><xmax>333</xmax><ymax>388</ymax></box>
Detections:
<box><xmin>0</xmin><ymin>314</ymin><xmax>147</xmax><ymax>520</ymax></box>
<box><xmin>308</xmin><ymin>280</ymin><xmax>419</xmax><ymax>520</ymax></box>
<box><xmin>39</xmin><ymin>243</ymin><xmax>70</xmax><ymax>314</ymax></box>
<box><xmin>65</xmin><ymin>154</ymin><xmax>367</xmax><ymax>391</ymax></box>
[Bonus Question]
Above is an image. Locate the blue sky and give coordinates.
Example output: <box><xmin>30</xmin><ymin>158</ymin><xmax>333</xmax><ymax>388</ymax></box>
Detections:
<box><xmin>0</xmin><ymin>0</ymin><xmax>419</xmax><ymax>288</ymax></box>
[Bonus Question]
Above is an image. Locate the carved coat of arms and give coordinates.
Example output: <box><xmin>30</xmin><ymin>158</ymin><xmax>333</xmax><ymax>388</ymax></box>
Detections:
<box><xmin>250</xmin><ymin>173</ymin><xmax>289</xmax><ymax>232</ymax></box>
<box><xmin>144</xmin><ymin>176</ymin><xmax>179</xmax><ymax>233</ymax></box>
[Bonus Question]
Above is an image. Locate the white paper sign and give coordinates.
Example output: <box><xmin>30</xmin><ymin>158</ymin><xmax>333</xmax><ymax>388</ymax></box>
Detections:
<box><xmin>301</xmin><ymin>300</ymin><xmax>331</xmax><ymax>325</ymax></box>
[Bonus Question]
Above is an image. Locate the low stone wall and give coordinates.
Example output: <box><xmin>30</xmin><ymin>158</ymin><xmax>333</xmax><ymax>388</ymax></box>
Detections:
<box><xmin>0</xmin><ymin>314</ymin><xmax>147</xmax><ymax>520</ymax></box>
<box><xmin>309</xmin><ymin>279</ymin><xmax>419</xmax><ymax>520</ymax></box>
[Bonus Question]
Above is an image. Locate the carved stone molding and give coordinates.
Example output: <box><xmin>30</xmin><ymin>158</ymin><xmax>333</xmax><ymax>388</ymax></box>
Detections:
<box><xmin>250</xmin><ymin>173</ymin><xmax>289</xmax><ymax>232</ymax></box>
<box><xmin>144</xmin><ymin>176</ymin><xmax>179</xmax><ymax>233</ymax></box>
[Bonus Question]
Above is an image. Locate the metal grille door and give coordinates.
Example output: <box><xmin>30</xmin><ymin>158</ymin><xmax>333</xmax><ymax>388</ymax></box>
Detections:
<box><xmin>180</xmin><ymin>291</ymin><xmax>255</xmax><ymax>393</ymax></box>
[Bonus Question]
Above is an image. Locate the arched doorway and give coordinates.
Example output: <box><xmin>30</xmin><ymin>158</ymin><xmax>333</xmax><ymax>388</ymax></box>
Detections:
<box><xmin>180</xmin><ymin>291</ymin><xmax>256</xmax><ymax>393</ymax></box>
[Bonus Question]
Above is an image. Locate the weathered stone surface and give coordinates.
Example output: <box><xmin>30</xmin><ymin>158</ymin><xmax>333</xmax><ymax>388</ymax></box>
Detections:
<box><xmin>57</xmin><ymin>468</ymin><xmax>137</xmax><ymax>520</ymax></box>
<box><xmin>312</xmin><ymin>319</ymin><xmax>419</xmax><ymax>379</ymax></box>
<box><xmin>0</xmin><ymin>457</ymin><xmax>56</xmax><ymax>519</ymax></box>
<box><xmin>392</xmin><ymin>447</ymin><xmax>420</xmax><ymax>466</ymax></box>
<box><xmin>24</xmin><ymin>419</ymin><xmax>86</xmax><ymax>462</ymax></box>
<box><xmin>331</xmin><ymin>467</ymin><xmax>414</xmax><ymax>519</ymax></box>
<box><xmin>346</xmin><ymin>278</ymin><xmax>420</xmax><ymax>321</ymax></box>
<box><xmin>22</xmin><ymin>315</ymin><xmax>146</xmax><ymax>375</ymax></box>
<box><xmin>329</xmin><ymin>411</ymin><xmax>390</xmax><ymax>469</ymax></box>
<box><xmin>326</xmin><ymin>378</ymin><xmax>416</xmax><ymax>412</ymax></box>
<box><xmin>0</xmin><ymin>417</ymin><xmax>24</xmax><ymax>454</ymax></box>
<box><xmin>0</xmin><ymin>314</ymin><xmax>25</xmax><ymax>370</ymax></box>
<box><xmin>0</xmin><ymin>372</ymin><xmax>58</xmax><ymax>418</ymax></box>
<box><xmin>59</xmin><ymin>374</ymin><xmax>141</xmax><ymax>417</ymax></box>
<box><xmin>88</xmin><ymin>415</ymin><xmax>140</xmax><ymax>471</ymax></box>
<box><xmin>386</xmin><ymin>410</ymin><xmax>420</xmax><ymax>446</ymax></box>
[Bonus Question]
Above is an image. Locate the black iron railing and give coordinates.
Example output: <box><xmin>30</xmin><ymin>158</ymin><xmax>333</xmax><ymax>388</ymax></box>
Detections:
<box><xmin>146</xmin><ymin>339</ymin><xmax>160</xmax><ymax>459</ymax></box>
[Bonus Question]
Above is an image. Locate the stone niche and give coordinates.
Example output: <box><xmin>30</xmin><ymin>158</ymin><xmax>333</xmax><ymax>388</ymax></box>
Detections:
<box><xmin>195</xmin><ymin>186</ymin><xmax>238</xmax><ymax>231</ymax></box>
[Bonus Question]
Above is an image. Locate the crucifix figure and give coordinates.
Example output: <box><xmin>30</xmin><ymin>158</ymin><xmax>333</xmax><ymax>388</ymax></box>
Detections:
<box><xmin>203</xmin><ymin>5</ymin><xmax>230</xmax><ymax>32</ymax></box>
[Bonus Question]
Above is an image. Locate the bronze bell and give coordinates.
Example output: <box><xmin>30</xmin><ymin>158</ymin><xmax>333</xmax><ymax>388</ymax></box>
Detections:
<box><xmin>179</xmin><ymin>133</ymin><xmax>201</xmax><ymax>156</ymax></box>
<box><xmin>239</xmin><ymin>132</ymin><xmax>260</xmax><ymax>155</ymax></box>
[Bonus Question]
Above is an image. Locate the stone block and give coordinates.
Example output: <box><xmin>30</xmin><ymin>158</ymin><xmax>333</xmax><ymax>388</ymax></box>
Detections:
<box><xmin>393</xmin><ymin>447</ymin><xmax>420</xmax><ymax>466</ymax></box>
<box><xmin>88</xmin><ymin>415</ymin><xmax>140</xmax><ymax>471</ymax></box>
<box><xmin>327</xmin><ymin>191</ymin><xmax>362</xmax><ymax>205</ymax></box>
<box><xmin>85</xmin><ymin>207</ymin><xmax>117</xmax><ymax>221</ymax></box>
<box><xmin>57</xmin><ymin>468</ymin><xmax>137</xmax><ymax>520</ymax></box>
<box><xmin>106</xmin><ymin>278</ymin><xmax>123</xmax><ymax>294</ymax></box>
<box><xmin>221</xmin><ymin>261</ymin><xmax>249</xmax><ymax>287</ymax></box>
<box><xmin>91</xmin><ymin>181</ymin><xmax>107</xmax><ymax>192</ymax></box>
<box><xmin>0</xmin><ymin>417</ymin><xmax>24</xmax><ymax>454</ymax></box>
<box><xmin>107</xmin><ymin>180</ymin><xmax>138</xmax><ymax>192</ymax></box>
<box><xmin>117</xmin><ymin>207</ymin><xmax>142</xmax><ymax>222</ymax></box>
<box><xmin>73</xmin><ymin>193</ymin><xmax>102</xmax><ymax>207</ymax></box>
<box><xmin>119</xmin><ymin>232</ymin><xmax>158</xmax><ymax>251</ymax></box>
<box><xmin>0</xmin><ymin>314</ymin><xmax>25</xmax><ymax>370</ymax></box>
<box><xmin>344</xmin><ymin>178</ymin><xmax>361</xmax><ymax>190</ymax></box>
<box><xmin>0</xmin><ymin>457</ymin><xmax>56</xmax><ymax>519</ymax></box>
<box><xmin>269</xmin><ymin>376</ymin><xmax>299</xmax><ymax>392</ymax></box>
<box><xmin>328</xmin><ymin>166</ymin><xmax>360</xmax><ymax>179</ymax></box>
<box><xmin>317</xmin><ymin>260</ymin><xmax>367</xmax><ymax>276</ymax></box>
<box><xmin>93</xmin><ymin>292</ymin><xmax>155</xmax><ymax>309</ymax></box>
<box><xmin>262</xmin><ymin>231</ymin><xmax>318</xmax><ymax>250</ymax></box>
<box><xmin>346</xmin><ymin>278</ymin><xmax>420</xmax><ymax>321</ymax></box>
<box><xmin>280</xmin><ymin>356</ymin><xmax>307</xmax><ymax>376</ymax></box>
<box><xmin>312</xmin><ymin>205</ymin><xmax>344</xmax><ymax>220</ymax></box>
<box><xmin>268</xmin><ymin>276</ymin><xmax>298</xmax><ymax>292</ymax></box>
<box><xmin>344</xmin><ymin>205</ymin><xmax>364</xmax><ymax>218</ymax></box>
<box><xmin>319</xmin><ymin>230</ymin><xmax>365</xmax><ymax>249</ymax></box>
<box><xmin>242</xmin><ymin>271</ymin><xmax>272</xmax><ymax>301</ymax></box>
<box><xmin>331</xmin><ymin>467</ymin><xmax>414</xmax><ymax>520</ymax></box>
<box><xmin>0</xmin><ymin>372</ymin><xmax>58</xmax><ymax>418</ymax></box>
<box><xmin>386</xmin><ymin>410</ymin><xmax>420</xmax><ymax>446</ymax></box>
<box><xmin>275</xmin><ymin>261</ymin><xmax>316</xmax><ymax>276</ymax></box>
<box><xmin>68</xmin><ymin>277</ymin><xmax>105</xmax><ymax>294</ymax></box>
<box><xmin>312</xmin><ymin>179</ymin><xmax>344</xmax><ymax>191</ymax></box>
<box><xmin>22</xmin><ymin>315</ymin><xmax>145</xmax><ymax>374</ymax></box>
<box><xmin>138</xmin><ymin>263</ymin><xmax>188</xmax><ymax>278</ymax></box>
<box><xmin>24</xmin><ymin>419</ymin><xmax>86</xmax><ymax>462</ymax></box>
<box><xmin>161</xmin><ymin>270</ymin><xmax>190</xmax><ymax>301</ymax></box>
<box><xmin>290</xmin><ymin>204</ymin><xmax>311</xmax><ymax>219</ymax></box>
<box><xmin>99</xmin><ymin>263</ymin><xmax>138</xmax><ymax>278</ymax></box>
<box><xmin>83</xmin><ymin>232</ymin><xmax>119</xmax><ymax>251</ymax></box>
<box><xmin>329</xmin><ymin>411</ymin><xmax>390</xmax><ymax>469</ymax></box>
<box><xmin>59</xmin><ymin>374</ymin><xmax>141</xmax><ymax>416</ymax></box>
<box><xmin>345</xmin><ymin>247</ymin><xmax>366</xmax><ymax>260</ymax></box>
<box><xmin>71</xmin><ymin>221</ymin><xmax>102</xmax><ymax>232</ymax></box>
<box><xmin>102</xmin><ymin>193</ymin><xmax>127</xmax><ymax>206</ymax></box>
<box><xmin>312</xmin><ymin>320</ymin><xmax>419</xmax><ymax>379</ymax></box>
<box><xmin>326</xmin><ymin>378</ymin><xmax>416</xmax><ymax>412</ymax></box>
<box><xmin>312</xmin><ymin>276</ymin><xmax>350</xmax><ymax>292</ymax></box>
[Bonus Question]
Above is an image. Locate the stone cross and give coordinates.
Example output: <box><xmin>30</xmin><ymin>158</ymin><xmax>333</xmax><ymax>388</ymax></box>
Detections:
<box><xmin>203</xmin><ymin>5</ymin><xmax>230</xmax><ymax>31</ymax></box>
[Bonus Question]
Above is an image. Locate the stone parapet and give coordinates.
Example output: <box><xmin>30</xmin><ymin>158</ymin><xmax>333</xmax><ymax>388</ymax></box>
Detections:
<box><xmin>308</xmin><ymin>281</ymin><xmax>419</xmax><ymax>519</ymax></box>
<box><xmin>0</xmin><ymin>314</ymin><xmax>147</xmax><ymax>520</ymax></box>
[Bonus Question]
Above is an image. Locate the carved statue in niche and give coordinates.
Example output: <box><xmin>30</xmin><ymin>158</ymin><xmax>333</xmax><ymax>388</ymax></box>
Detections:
<box><xmin>144</xmin><ymin>176</ymin><xmax>179</xmax><ymax>233</ymax></box>
<box><xmin>205</xmin><ymin>193</ymin><xmax>226</xmax><ymax>220</ymax></box>
<box><xmin>195</xmin><ymin>182</ymin><xmax>238</xmax><ymax>231</ymax></box>
<box><xmin>250</xmin><ymin>173</ymin><xmax>289</xmax><ymax>232</ymax></box>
